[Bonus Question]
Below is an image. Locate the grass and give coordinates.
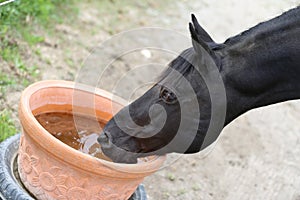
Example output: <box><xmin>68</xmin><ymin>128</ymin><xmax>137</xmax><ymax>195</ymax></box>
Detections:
<box><xmin>0</xmin><ymin>0</ymin><xmax>76</xmax><ymax>80</ymax></box>
<box><xmin>177</xmin><ymin>189</ymin><xmax>187</xmax><ymax>196</ymax></box>
<box><xmin>192</xmin><ymin>184</ymin><xmax>201</xmax><ymax>191</ymax></box>
<box><xmin>0</xmin><ymin>0</ymin><xmax>75</xmax><ymax>27</ymax></box>
<box><xmin>0</xmin><ymin>0</ymin><xmax>76</xmax><ymax>62</ymax></box>
<box><xmin>0</xmin><ymin>0</ymin><xmax>77</xmax><ymax>142</ymax></box>
<box><xmin>0</xmin><ymin>0</ymin><xmax>77</xmax><ymax>48</ymax></box>
<box><xmin>0</xmin><ymin>110</ymin><xmax>17</xmax><ymax>142</ymax></box>
<box><xmin>0</xmin><ymin>71</ymin><xmax>15</xmax><ymax>93</ymax></box>
<box><xmin>166</xmin><ymin>173</ymin><xmax>176</xmax><ymax>181</ymax></box>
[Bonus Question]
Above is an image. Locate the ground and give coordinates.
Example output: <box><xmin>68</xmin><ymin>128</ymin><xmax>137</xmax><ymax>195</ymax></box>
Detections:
<box><xmin>1</xmin><ymin>0</ymin><xmax>300</xmax><ymax>199</ymax></box>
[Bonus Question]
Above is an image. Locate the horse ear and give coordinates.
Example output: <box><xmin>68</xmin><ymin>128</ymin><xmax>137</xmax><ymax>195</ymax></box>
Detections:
<box><xmin>189</xmin><ymin>14</ymin><xmax>221</xmax><ymax>67</ymax></box>
<box><xmin>191</xmin><ymin>14</ymin><xmax>214</xmax><ymax>43</ymax></box>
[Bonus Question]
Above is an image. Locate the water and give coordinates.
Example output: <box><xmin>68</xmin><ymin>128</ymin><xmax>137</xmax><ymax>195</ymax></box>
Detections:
<box><xmin>35</xmin><ymin>112</ymin><xmax>112</xmax><ymax>162</ymax></box>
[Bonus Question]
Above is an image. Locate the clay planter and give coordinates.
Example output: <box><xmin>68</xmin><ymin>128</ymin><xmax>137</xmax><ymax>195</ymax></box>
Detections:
<box><xmin>18</xmin><ymin>80</ymin><xmax>165</xmax><ymax>200</ymax></box>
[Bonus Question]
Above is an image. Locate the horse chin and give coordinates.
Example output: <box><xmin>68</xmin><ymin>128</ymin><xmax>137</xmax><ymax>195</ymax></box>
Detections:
<box><xmin>101</xmin><ymin>144</ymin><xmax>139</xmax><ymax>164</ymax></box>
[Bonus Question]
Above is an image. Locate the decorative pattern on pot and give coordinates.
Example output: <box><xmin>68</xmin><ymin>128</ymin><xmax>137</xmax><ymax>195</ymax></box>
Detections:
<box><xmin>18</xmin><ymin>135</ymin><xmax>140</xmax><ymax>200</ymax></box>
<box><xmin>18</xmin><ymin>136</ymin><xmax>92</xmax><ymax>200</ymax></box>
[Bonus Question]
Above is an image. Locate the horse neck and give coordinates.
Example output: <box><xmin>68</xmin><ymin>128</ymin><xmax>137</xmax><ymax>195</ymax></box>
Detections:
<box><xmin>220</xmin><ymin>7</ymin><xmax>300</xmax><ymax>124</ymax></box>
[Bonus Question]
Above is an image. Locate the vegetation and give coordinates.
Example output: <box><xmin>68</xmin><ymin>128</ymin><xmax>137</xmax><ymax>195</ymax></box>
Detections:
<box><xmin>0</xmin><ymin>110</ymin><xmax>17</xmax><ymax>142</ymax></box>
<box><xmin>0</xmin><ymin>0</ymin><xmax>76</xmax><ymax>141</ymax></box>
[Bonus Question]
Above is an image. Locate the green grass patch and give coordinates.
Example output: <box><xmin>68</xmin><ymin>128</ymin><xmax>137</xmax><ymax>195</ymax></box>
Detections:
<box><xmin>0</xmin><ymin>70</ymin><xmax>16</xmax><ymax>95</ymax></box>
<box><xmin>0</xmin><ymin>0</ymin><xmax>79</xmax><ymax>143</ymax></box>
<box><xmin>0</xmin><ymin>110</ymin><xmax>17</xmax><ymax>142</ymax></box>
<box><xmin>0</xmin><ymin>0</ymin><xmax>76</xmax><ymax>27</ymax></box>
<box><xmin>0</xmin><ymin>0</ymin><xmax>77</xmax><ymax>49</ymax></box>
<box><xmin>0</xmin><ymin>0</ymin><xmax>77</xmax><ymax>48</ymax></box>
<box><xmin>0</xmin><ymin>38</ymin><xmax>19</xmax><ymax>62</ymax></box>
<box><xmin>166</xmin><ymin>173</ymin><xmax>176</xmax><ymax>181</ymax></box>
<box><xmin>0</xmin><ymin>0</ymin><xmax>77</xmax><ymax>90</ymax></box>
<box><xmin>0</xmin><ymin>72</ymin><xmax>15</xmax><ymax>86</ymax></box>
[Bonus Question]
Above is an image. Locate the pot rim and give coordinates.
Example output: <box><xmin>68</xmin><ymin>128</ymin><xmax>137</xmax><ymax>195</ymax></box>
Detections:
<box><xmin>19</xmin><ymin>80</ymin><xmax>166</xmax><ymax>178</ymax></box>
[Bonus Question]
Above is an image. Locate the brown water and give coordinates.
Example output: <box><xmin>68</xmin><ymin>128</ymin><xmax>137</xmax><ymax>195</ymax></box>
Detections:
<box><xmin>35</xmin><ymin>112</ymin><xmax>112</xmax><ymax>162</ymax></box>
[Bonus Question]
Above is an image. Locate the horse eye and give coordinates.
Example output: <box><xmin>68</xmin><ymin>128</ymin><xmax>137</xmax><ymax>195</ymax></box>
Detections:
<box><xmin>159</xmin><ymin>87</ymin><xmax>177</xmax><ymax>104</ymax></box>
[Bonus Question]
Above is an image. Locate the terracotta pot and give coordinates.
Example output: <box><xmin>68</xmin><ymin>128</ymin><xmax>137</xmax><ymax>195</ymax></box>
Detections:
<box><xmin>18</xmin><ymin>80</ymin><xmax>165</xmax><ymax>200</ymax></box>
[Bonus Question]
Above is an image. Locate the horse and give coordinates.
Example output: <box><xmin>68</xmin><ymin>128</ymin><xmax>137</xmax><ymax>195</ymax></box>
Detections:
<box><xmin>98</xmin><ymin>6</ymin><xmax>300</xmax><ymax>163</ymax></box>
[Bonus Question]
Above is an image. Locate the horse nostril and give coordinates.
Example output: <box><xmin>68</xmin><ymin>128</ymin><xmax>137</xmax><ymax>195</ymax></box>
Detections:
<box><xmin>98</xmin><ymin>132</ymin><xmax>110</xmax><ymax>144</ymax></box>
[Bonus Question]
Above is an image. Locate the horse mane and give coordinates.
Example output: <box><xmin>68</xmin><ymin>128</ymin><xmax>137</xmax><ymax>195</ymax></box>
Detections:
<box><xmin>224</xmin><ymin>6</ymin><xmax>300</xmax><ymax>46</ymax></box>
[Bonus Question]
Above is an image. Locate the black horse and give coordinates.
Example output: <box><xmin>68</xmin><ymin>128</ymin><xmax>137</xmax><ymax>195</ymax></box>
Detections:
<box><xmin>98</xmin><ymin>7</ymin><xmax>300</xmax><ymax>163</ymax></box>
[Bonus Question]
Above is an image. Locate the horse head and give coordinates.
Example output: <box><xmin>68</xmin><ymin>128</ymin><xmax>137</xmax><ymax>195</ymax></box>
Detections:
<box><xmin>98</xmin><ymin>15</ymin><xmax>227</xmax><ymax>163</ymax></box>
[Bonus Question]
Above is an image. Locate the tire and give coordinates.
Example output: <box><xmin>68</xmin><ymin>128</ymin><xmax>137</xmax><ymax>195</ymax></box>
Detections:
<box><xmin>0</xmin><ymin>134</ymin><xmax>33</xmax><ymax>200</ymax></box>
<box><xmin>0</xmin><ymin>134</ymin><xmax>147</xmax><ymax>200</ymax></box>
<box><xmin>128</xmin><ymin>184</ymin><xmax>147</xmax><ymax>200</ymax></box>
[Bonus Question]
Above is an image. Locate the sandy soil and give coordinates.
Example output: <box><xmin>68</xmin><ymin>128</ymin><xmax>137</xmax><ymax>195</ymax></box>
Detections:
<box><xmin>3</xmin><ymin>0</ymin><xmax>300</xmax><ymax>199</ymax></box>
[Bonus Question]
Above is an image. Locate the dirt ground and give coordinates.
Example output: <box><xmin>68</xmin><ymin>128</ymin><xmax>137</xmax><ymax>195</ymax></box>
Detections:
<box><xmin>3</xmin><ymin>0</ymin><xmax>300</xmax><ymax>199</ymax></box>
